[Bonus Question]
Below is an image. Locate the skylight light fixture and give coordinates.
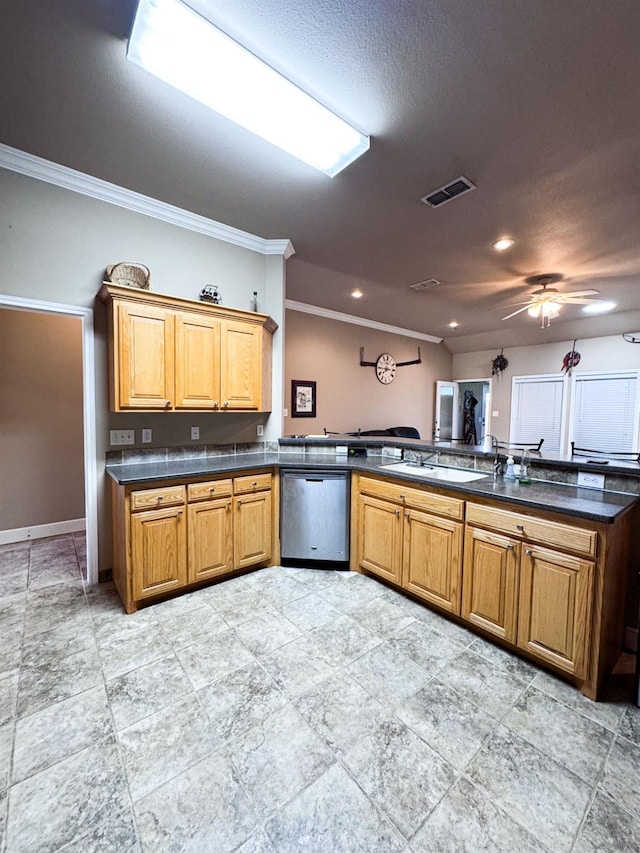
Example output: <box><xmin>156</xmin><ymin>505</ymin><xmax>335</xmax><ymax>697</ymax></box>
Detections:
<box><xmin>128</xmin><ymin>0</ymin><xmax>370</xmax><ymax>176</ymax></box>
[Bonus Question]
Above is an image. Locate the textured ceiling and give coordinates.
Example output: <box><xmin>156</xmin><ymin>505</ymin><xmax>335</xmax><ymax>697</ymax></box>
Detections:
<box><xmin>2</xmin><ymin>0</ymin><xmax>639</xmax><ymax>352</ymax></box>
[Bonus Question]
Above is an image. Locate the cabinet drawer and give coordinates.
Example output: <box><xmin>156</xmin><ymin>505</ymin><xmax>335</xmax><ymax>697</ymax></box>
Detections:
<box><xmin>187</xmin><ymin>479</ymin><xmax>233</xmax><ymax>502</ymax></box>
<box><xmin>234</xmin><ymin>472</ymin><xmax>272</xmax><ymax>494</ymax></box>
<box><xmin>130</xmin><ymin>485</ymin><xmax>186</xmax><ymax>511</ymax></box>
<box><xmin>358</xmin><ymin>475</ymin><xmax>463</xmax><ymax>521</ymax></box>
<box><xmin>466</xmin><ymin>503</ymin><xmax>597</xmax><ymax>558</ymax></box>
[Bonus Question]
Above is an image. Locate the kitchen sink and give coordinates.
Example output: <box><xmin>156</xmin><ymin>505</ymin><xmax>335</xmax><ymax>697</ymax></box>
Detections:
<box><xmin>380</xmin><ymin>461</ymin><xmax>489</xmax><ymax>482</ymax></box>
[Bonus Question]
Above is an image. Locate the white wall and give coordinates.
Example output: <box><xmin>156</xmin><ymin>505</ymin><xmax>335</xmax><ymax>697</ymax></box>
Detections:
<box><xmin>453</xmin><ymin>334</ymin><xmax>640</xmax><ymax>443</ymax></box>
<box><xmin>0</xmin><ymin>168</ymin><xmax>286</xmax><ymax>570</ymax></box>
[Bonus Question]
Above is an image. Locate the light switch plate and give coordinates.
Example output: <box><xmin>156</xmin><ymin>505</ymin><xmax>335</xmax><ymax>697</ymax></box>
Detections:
<box><xmin>256</xmin><ymin>425</ymin><xmax>264</xmax><ymax>437</ymax></box>
<box><xmin>191</xmin><ymin>426</ymin><xmax>200</xmax><ymax>440</ymax></box>
<box><xmin>492</xmin><ymin>410</ymin><xmax>499</xmax><ymax>417</ymax></box>
<box><xmin>577</xmin><ymin>470</ymin><xmax>605</xmax><ymax>490</ymax></box>
<box><xmin>141</xmin><ymin>428</ymin><xmax>152</xmax><ymax>444</ymax></box>
<box><xmin>110</xmin><ymin>429</ymin><xmax>135</xmax><ymax>446</ymax></box>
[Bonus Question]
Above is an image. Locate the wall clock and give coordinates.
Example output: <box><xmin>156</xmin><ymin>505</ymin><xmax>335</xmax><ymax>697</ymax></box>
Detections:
<box><xmin>375</xmin><ymin>353</ymin><xmax>397</xmax><ymax>384</ymax></box>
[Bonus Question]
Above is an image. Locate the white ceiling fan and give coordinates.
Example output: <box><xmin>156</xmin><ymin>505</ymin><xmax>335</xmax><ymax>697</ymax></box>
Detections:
<box><xmin>501</xmin><ymin>275</ymin><xmax>602</xmax><ymax>328</ymax></box>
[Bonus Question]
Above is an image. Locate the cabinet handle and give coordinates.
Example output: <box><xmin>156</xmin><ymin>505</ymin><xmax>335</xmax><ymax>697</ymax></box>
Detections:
<box><xmin>252</xmin><ymin>481</ymin><xmax>257</xmax><ymax>487</ymax></box>
<box><xmin>177</xmin><ymin>510</ymin><xmax>183</xmax><ymax>516</ymax></box>
<box><xmin>507</xmin><ymin>544</ymin><xmax>514</xmax><ymax>551</ymax></box>
<box><xmin>213</xmin><ymin>401</ymin><xmax>219</xmax><ymax>408</ymax></box>
<box><xmin>525</xmin><ymin>548</ymin><xmax>532</xmax><ymax>555</ymax></box>
<box><xmin>227</xmin><ymin>501</ymin><xmax>232</xmax><ymax>507</ymax></box>
<box><xmin>209</xmin><ymin>487</ymin><xmax>216</xmax><ymax>492</ymax></box>
<box><xmin>404</xmin><ymin>511</ymin><xmax>409</xmax><ymax>518</ymax></box>
<box><xmin>237</xmin><ymin>499</ymin><xmax>242</xmax><ymax>505</ymax></box>
<box><xmin>395</xmin><ymin>508</ymin><xmax>400</xmax><ymax>517</ymax></box>
<box><xmin>399</xmin><ymin>494</ymin><xmax>405</xmax><ymax>501</ymax></box>
<box><xmin>223</xmin><ymin>401</ymin><xmax>229</xmax><ymax>408</ymax></box>
<box><xmin>165</xmin><ymin>400</ymin><xmax>171</xmax><ymax>408</ymax></box>
<box><xmin>516</xmin><ymin>524</ymin><xmax>524</xmax><ymax>531</ymax></box>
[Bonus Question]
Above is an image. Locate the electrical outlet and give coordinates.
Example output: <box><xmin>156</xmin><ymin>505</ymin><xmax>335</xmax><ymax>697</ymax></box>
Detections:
<box><xmin>283</xmin><ymin>408</ymin><xmax>288</xmax><ymax>417</ymax></box>
<box><xmin>191</xmin><ymin>426</ymin><xmax>200</xmax><ymax>440</ymax></box>
<box><xmin>577</xmin><ymin>471</ymin><xmax>605</xmax><ymax>490</ymax></box>
<box><xmin>110</xmin><ymin>429</ymin><xmax>135</xmax><ymax>446</ymax></box>
<box><xmin>492</xmin><ymin>410</ymin><xmax>499</xmax><ymax>417</ymax></box>
<box><xmin>256</xmin><ymin>425</ymin><xmax>264</xmax><ymax>437</ymax></box>
<box><xmin>141</xmin><ymin>428</ymin><xmax>152</xmax><ymax>444</ymax></box>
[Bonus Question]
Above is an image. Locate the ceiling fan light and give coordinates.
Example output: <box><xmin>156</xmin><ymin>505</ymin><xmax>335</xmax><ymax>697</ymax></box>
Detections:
<box><xmin>541</xmin><ymin>300</ymin><xmax>561</xmax><ymax>317</ymax></box>
<box><xmin>527</xmin><ymin>304</ymin><xmax>541</xmax><ymax>318</ymax></box>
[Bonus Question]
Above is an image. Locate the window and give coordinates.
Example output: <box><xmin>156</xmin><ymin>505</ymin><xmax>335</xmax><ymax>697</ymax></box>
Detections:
<box><xmin>570</xmin><ymin>370</ymin><xmax>640</xmax><ymax>453</ymax></box>
<box><xmin>510</xmin><ymin>375</ymin><xmax>566</xmax><ymax>453</ymax></box>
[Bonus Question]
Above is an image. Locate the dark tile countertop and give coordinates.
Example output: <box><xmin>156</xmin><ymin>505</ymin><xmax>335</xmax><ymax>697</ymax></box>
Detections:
<box><xmin>106</xmin><ymin>451</ymin><xmax>639</xmax><ymax>524</ymax></box>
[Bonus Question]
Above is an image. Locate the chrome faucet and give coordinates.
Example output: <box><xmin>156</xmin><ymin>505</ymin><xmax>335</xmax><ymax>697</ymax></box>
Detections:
<box><xmin>417</xmin><ymin>451</ymin><xmax>438</xmax><ymax>467</ymax></box>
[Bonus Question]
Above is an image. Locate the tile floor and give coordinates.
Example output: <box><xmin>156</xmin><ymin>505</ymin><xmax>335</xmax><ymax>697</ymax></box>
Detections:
<box><xmin>1</xmin><ymin>534</ymin><xmax>640</xmax><ymax>852</ymax></box>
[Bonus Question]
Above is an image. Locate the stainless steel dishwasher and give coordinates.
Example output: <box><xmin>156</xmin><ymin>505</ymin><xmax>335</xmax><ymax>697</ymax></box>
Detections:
<box><xmin>280</xmin><ymin>470</ymin><xmax>350</xmax><ymax>563</ymax></box>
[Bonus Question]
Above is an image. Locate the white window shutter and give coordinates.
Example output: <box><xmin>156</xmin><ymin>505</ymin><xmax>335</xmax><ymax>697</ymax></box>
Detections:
<box><xmin>510</xmin><ymin>376</ymin><xmax>565</xmax><ymax>452</ymax></box>
<box><xmin>571</xmin><ymin>372</ymin><xmax>640</xmax><ymax>453</ymax></box>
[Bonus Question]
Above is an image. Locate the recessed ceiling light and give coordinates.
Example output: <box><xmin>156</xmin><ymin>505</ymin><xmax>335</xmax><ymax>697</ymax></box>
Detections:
<box><xmin>448</xmin><ymin>321</ymin><xmax>459</xmax><ymax>328</ymax></box>
<box><xmin>351</xmin><ymin>289</ymin><xmax>363</xmax><ymax>299</ymax></box>
<box><xmin>582</xmin><ymin>301</ymin><xmax>616</xmax><ymax>315</ymax></box>
<box><xmin>492</xmin><ymin>237</ymin><xmax>515</xmax><ymax>252</ymax></box>
<box><xmin>128</xmin><ymin>0</ymin><xmax>370</xmax><ymax>176</ymax></box>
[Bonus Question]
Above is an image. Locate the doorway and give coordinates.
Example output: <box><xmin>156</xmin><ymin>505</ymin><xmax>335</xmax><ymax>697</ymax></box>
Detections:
<box><xmin>434</xmin><ymin>378</ymin><xmax>492</xmax><ymax>443</ymax></box>
<box><xmin>0</xmin><ymin>294</ymin><xmax>98</xmax><ymax>584</ymax></box>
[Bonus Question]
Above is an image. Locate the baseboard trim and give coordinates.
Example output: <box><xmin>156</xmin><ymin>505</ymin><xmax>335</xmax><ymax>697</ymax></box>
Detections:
<box><xmin>0</xmin><ymin>518</ymin><xmax>86</xmax><ymax>546</ymax></box>
<box><xmin>625</xmin><ymin>626</ymin><xmax>639</xmax><ymax>654</ymax></box>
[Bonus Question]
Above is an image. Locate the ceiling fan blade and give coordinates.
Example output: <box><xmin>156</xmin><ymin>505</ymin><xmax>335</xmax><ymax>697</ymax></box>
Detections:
<box><xmin>561</xmin><ymin>297</ymin><xmax>603</xmax><ymax>304</ymax></box>
<box><xmin>502</xmin><ymin>305</ymin><xmax>532</xmax><ymax>320</ymax></box>
<box><xmin>561</xmin><ymin>289</ymin><xmax>600</xmax><ymax>298</ymax></box>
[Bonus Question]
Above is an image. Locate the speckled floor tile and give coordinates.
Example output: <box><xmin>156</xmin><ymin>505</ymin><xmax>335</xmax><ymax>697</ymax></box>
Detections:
<box><xmin>387</xmin><ymin>620</ymin><xmax>465</xmax><ymax>673</ymax></box>
<box><xmin>410</xmin><ymin>604</ymin><xmax>476</xmax><ymax>646</ymax></box>
<box><xmin>207</xmin><ymin>586</ymin><xmax>278</xmax><ymax>627</ymax></box>
<box><xmin>531</xmin><ymin>669</ymin><xmax>625</xmax><ymax>732</ymax></box>
<box><xmin>599</xmin><ymin>736</ymin><xmax>640</xmax><ymax>815</ymax></box>
<box><xmin>236</xmin><ymin>610</ymin><xmax>302</xmax><ymax>656</ymax></box>
<box><xmin>343</xmin><ymin>717</ymin><xmax>456</xmax><ymax>838</ymax></box>
<box><xmin>198</xmin><ymin>660</ymin><xmax>287</xmax><ymax>742</ymax></box>
<box><xmin>505</xmin><ymin>686</ymin><xmax>614</xmax><ymax>783</ymax></box>
<box><xmin>156</xmin><ymin>602</ymin><xmax>228</xmax><ymax>649</ymax></box>
<box><xmin>17</xmin><ymin>646</ymin><xmax>103</xmax><ymax>719</ymax></box>
<box><xmin>135</xmin><ymin>752</ymin><xmax>259</xmax><ymax>851</ymax></box>
<box><xmin>468</xmin><ymin>636</ymin><xmax>539</xmax><ymax>682</ymax></box>
<box><xmin>61</xmin><ymin>806</ymin><xmax>140</xmax><ymax>852</ymax></box>
<box><xmin>0</xmin><ymin>671</ymin><xmax>19</xmax><ymax>725</ymax></box>
<box><xmin>398</xmin><ymin>678</ymin><xmax>498</xmax><ymax>770</ymax></box>
<box><xmin>618</xmin><ymin>704</ymin><xmax>640</xmax><ymax>747</ymax></box>
<box><xmin>282</xmin><ymin>567</ymin><xmax>338</xmax><ymax>591</ymax></box>
<box><xmin>28</xmin><ymin>554</ymin><xmax>82</xmax><ymax>590</ymax></box>
<box><xmin>265</xmin><ymin>762</ymin><xmax>405</xmax><ymax>852</ymax></box>
<box><xmin>228</xmin><ymin>704</ymin><xmax>334</xmax><ymax>817</ymax></box>
<box><xmin>317</xmin><ymin>573</ymin><xmax>386</xmax><ymax>612</ymax></box>
<box><xmin>21</xmin><ymin>617</ymin><xmax>96</xmax><ymax>668</ymax></box>
<box><xmin>311</xmin><ymin>613</ymin><xmax>381</xmax><ymax>667</ymax></box>
<box><xmin>574</xmin><ymin>790</ymin><xmax>640</xmax><ymax>852</ymax></box>
<box><xmin>280</xmin><ymin>591</ymin><xmax>340</xmax><ymax>630</ymax></box>
<box><xmin>0</xmin><ymin>566</ymin><xmax>29</xmax><ymax>597</ymax></box>
<box><xmin>351</xmin><ymin>595</ymin><xmax>416</xmax><ymax>639</ymax></box>
<box><xmin>5</xmin><ymin>735</ymin><xmax>128</xmax><ymax>852</ymax></box>
<box><xmin>437</xmin><ymin>649</ymin><xmax>527</xmax><ymax>718</ymax></box>
<box><xmin>236</xmin><ymin>827</ymin><xmax>277</xmax><ymax>852</ymax></box>
<box><xmin>0</xmin><ymin>721</ymin><xmax>12</xmax><ymax>792</ymax></box>
<box><xmin>106</xmin><ymin>653</ymin><xmax>193</xmax><ymax>731</ymax></box>
<box><xmin>23</xmin><ymin>581</ymin><xmax>88</xmax><ymax>637</ymax></box>
<box><xmin>0</xmin><ymin>633</ymin><xmax>22</xmax><ymax>679</ymax></box>
<box><xmin>348</xmin><ymin>642</ymin><xmax>430</xmax><ymax>708</ymax></box>
<box><xmin>294</xmin><ymin>672</ymin><xmax>390</xmax><ymax>754</ymax></box>
<box><xmin>412</xmin><ymin>776</ymin><xmax>545</xmax><ymax>852</ymax></box>
<box><xmin>256</xmin><ymin>574</ymin><xmax>310</xmax><ymax>608</ymax></box>
<box><xmin>0</xmin><ymin>590</ymin><xmax>27</xmax><ymax>623</ymax></box>
<box><xmin>97</xmin><ymin>622</ymin><xmax>172</xmax><ymax>680</ymax></box>
<box><xmin>90</xmin><ymin>602</ymin><xmax>158</xmax><ymax>643</ymax></box>
<box><xmin>258</xmin><ymin>635</ymin><xmax>333</xmax><ymax>698</ymax></box>
<box><xmin>176</xmin><ymin>628</ymin><xmax>256</xmax><ymax>690</ymax></box>
<box><xmin>118</xmin><ymin>693</ymin><xmax>219</xmax><ymax>801</ymax></box>
<box><xmin>467</xmin><ymin>724</ymin><xmax>592</xmax><ymax>850</ymax></box>
<box><xmin>12</xmin><ymin>685</ymin><xmax>113</xmax><ymax>784</ymax></box>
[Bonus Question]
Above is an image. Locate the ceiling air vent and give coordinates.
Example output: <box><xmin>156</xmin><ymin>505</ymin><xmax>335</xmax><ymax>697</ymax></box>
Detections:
<box><xmin>421</xmin><ymin>176</ymin><xmax>476</xmax><ymax>208</ymax></box>
<box><xmin>409</xmin><ymin>279</ymin><xmax>440</xmax><ymax>292</ymax></box>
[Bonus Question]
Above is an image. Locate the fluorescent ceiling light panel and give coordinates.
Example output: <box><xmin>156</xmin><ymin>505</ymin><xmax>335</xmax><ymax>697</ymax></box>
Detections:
<box><xmin>128</xmin><ymin>0</ymin><xmax>370</xmax><ymax>176</ymax></box>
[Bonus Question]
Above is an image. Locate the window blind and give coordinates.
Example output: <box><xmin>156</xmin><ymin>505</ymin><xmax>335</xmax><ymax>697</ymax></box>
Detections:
<box><xmin>511</xmin><ymin>376</ymin><xmax>565</xmax><ymax>452</ymax></box>
<box><xmin>571</xmin><ymin>372</ymin><xmax>639</xmax><ymax>453</ymax></box>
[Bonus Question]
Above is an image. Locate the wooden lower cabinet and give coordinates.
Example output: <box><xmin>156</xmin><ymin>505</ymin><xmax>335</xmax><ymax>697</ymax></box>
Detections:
<box><xmin>403</xmin><ymin>508</ymin><xmax>462</xmax><ymax>614</ymax></box>
<box><xmin>357</xmin><ymin>495</ymin><xmax>403</xmax><ymax>584</ymax></box>
<box><xmin>462</xmin><ymin>527</ymin><xmax>520</xmax><ymax>643</ymax></box>
<box><xmin>517</xmin><ymin>544</ymin><xmax>594</xmax><ymax>678</ymax></box>
<box><xmin>112</xmin><ymin>471</ymin><xmax>274</xmax><ymax>612</ymax></box>
<box><xmin>188</xmin><ymin>497</ymin><xmax>233</xmax><ymax>582</ymax></box>
<box><xmin>130</xmin><ymin>505</ymin><xmax>187</xmax><ymax>600</ymax></box>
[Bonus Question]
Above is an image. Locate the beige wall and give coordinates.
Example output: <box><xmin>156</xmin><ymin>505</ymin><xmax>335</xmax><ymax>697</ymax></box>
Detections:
<box><xmin>453</xmin><ymin>334</ymin><xmax>640</xmax><ymax>443</ymax></box>
<box><xmin>0</xmin><ymin>309</ymin><xmax>84</xmax><ymax>530</ymax></box>
<box><xmin>284</xmin><ymin>310</ymin><xmax>452</xmax><ymax>438</ymax></box>
<box><xmin>1</xmin><ymin>168</ymin><xmax>286</xmax><ymax>570</ymax></box>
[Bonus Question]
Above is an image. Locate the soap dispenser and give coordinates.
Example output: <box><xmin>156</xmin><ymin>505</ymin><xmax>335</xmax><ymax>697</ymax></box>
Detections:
<box><xmin>504</xmin><ymin>455</ymin><xmax>516</xmax><ymax>480</ymax></box>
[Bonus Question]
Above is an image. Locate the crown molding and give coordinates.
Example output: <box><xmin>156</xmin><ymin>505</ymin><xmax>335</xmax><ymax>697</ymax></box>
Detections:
<box><xmin>0</xmin><ymin>143</ymin><xmax>295</xmax><ymax>259</ymax></box>
<box><xmin>285</xmin><ymin>299</ymin><xmax>443</xmax><ymax>343</ymax></box>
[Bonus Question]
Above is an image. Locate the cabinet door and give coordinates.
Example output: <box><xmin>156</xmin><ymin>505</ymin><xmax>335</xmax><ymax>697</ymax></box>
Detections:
<box><xmin>234</xmin><ymin>491</ymin><xmax>272</xmax><ymax>569</ymax></box>
<box><xmin>188</xmin><ymin>497</ymin><xmax>233</xmax><ymax>582</ymax></box>
<box><xmin>462</xmin><ymin>527</ymin><xmax>520</xmax><ymax>643</ymax></box>
<box><xmin>403</xmin><ymin>508</ymin><xmax>463</xmax><ymax>614</ymax></box>
<box><xmin>357</xmin><ymin>495</ymin><xmax>403</xmax><ymax>584</ymax></box>
<box><xmin>130</xmin><ymin>506</ymin><xmax>187</xmax><ymax>600</ymax></box>
<box><xmin>174</xmin><ymin>312</ymin><xmax>221</xmax><ymax>409</ymax></box>
<box><xmin>118</xmin><ymin>303</ymin><xmax>174</xmax><ymax>409</ymax></box>
<box><xmin>220</xmin><ymin>321</ymin><xmax>260</xmax><ymax>410</ymax></box>
<box><xmin>517</xmin><ymin>544</ymin><xmax>594</xmax><ymax>678</ymax></box>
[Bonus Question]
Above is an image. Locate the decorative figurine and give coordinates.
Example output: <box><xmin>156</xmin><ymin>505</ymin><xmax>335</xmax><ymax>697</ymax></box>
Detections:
<box><xmin>492</xmin><ymin>348</ymin><xmax>508</xmax><ymax>379</ymax></box>
<box><xmin>200</xmin><ymin>285</ymin><xmax>221</xmax><ymax>304</ymax></box>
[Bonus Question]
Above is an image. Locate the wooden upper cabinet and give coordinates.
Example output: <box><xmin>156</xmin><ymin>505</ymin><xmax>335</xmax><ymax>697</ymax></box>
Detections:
<box><xmin>118</xmin><ymin>303</ymin><xmax>174</xmax><ymax>409</ymax></box>
<box><xmin>174</xmin><ymin>311</ymin><xmax>221</xmax><ymax>409</ymax></box>
<box><xmin>100</xmin><ymin>284</ymin><xmax>277</xmax><ymax>412</ymax></box>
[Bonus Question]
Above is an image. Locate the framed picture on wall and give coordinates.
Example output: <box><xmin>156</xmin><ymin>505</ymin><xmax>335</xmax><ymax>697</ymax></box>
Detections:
<box><xmin>291</xmin><ymin>380</ymin><xmax>317</xmax><ymax>418</ymax></box>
